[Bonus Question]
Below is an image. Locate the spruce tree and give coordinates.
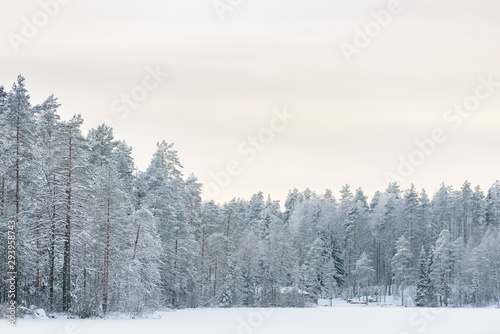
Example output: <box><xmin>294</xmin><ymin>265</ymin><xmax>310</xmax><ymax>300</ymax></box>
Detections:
<box><xmin>353</xmin><ymin>252</ymin><xmax>374</xmax><ymax>303</ymax></box>
<box><xmin>426</xmin><ymin>247</ymin><xmax>437</xmax><ymax>307</ymax></box>
<box><xmin>415</xmin><ymin>247</ymin><xmax>428</xmax><ymax>307</ymax></box>
<box><xmin>392</xmin><ymin>235</ymin><xmax>413</xmax><ymax>306</ymax></box>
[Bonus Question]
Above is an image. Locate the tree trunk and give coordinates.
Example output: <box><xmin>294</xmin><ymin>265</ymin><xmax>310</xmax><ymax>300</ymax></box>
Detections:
<box><xmin>36</xmin><ymin>217</ymin><xmax>40</xmax><ymax>299</ymax></box>
<box><xmin>444</xmin><ymin>270</ymin><xmax>449</xmax><ymax>306</ymax></box>
<box><xmin>132</xmin><ymin>225</ymin><xmax>141</xmax><ymax>261</ymax></box>
<box><xmin>463</xmin><ymin>205</ymin><xmax>467</xmax><ymax>245</ymax></box>
<box><xmin>401</xmin><ymin>269</ymin><xmax>404</xmax><ymax>306</ymax></box>
<box><xmin>103</xmin><ymin>182</ymin><xmax>111</xmax><ymax>314</ymax></box>
<box><xmin>13</xmin><ymin>112</ymin><xmax>20</xmax><ymax>310</ymax></box>
<box><xmin>214</xmin><ymin>257</ymin><xmax>218</xmax><ymax>297</ymax></box>
<box><xmin>0</xmin><ymin>175</ymin><xmax>4</xmax><ymax>304</ymax></box>
<box><xmin>375</xmin><ymin>234</ymin><xmax>380</xmax><ymax>285</ymax></box>
<box><xmin>410</xmin><ymin>208</ymin><xmax>414</xmax><ymax>258</ymax></box>
<box><xmin>62</xmin><ymin>128</ymin><xmax>72</xmax><ymax>312</ymax></box>
<box><xmin>226</xmin><ymin>213</ymin><xmax>231</xmax><ymax>257</ymax></box>
<box><xmin>173</xmin><ymin>226</ymin><xmax>179</xmax><ymax>305</ymax></box>
<box><xmin>49</xmin><ymin>203</ymin><xmax>56</xmax><ymax>310</ymax></box>
<box><xmin>201</xmin><ymin>226</ymin><xmax>205</xmax><ymax>299</ymax></box>
<box><xmin>315</xmin><ymin>262</ymin><xmax>319</xmax><ymax>302</ymax></box>
<box><xmin>83</xmin><ymin>245</ymin><xmax>87</xmax><ymax>298</ymax></box>
<box><xmin>1</xmin><ymin>176</ymin><xmax>4</xmax><ymax>217</ymax></box>
<box><xmin>366</xmin><ymin>280</ymin><xmax>368</xmax><ymax>305</ymax></box>
<box><xmin>201</xmin><ymin>227</ymin><xmax>205</xmax><ymax>259</ymax></box>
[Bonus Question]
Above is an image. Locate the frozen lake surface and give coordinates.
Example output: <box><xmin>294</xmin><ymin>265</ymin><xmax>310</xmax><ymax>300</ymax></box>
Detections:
<box><xmin>3</xmin><ymin>301</ymin><xmax>499</xmax><ymax>334</ymax></box>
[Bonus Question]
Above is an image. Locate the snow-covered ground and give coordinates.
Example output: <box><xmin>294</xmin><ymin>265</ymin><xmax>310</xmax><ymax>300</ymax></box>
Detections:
<box><xmin>2</xmin><ymin>301</ymin><xmax>499</xmax><ymax>334</ymax></box>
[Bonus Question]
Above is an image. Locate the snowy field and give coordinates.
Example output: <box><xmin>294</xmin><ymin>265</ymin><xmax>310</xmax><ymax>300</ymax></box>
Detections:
<box><xmin>2</xmin><ymin>301</ymin><xmax>499</xmax><ymax>334</ymax></box>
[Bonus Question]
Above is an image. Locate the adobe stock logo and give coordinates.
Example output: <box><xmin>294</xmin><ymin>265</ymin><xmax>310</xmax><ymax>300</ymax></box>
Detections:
<box><xmin>213</xmin><ymin>0</ymin><xmax>244</xmax><ymax>20</ymax></box>
<box><xmin>339</xmin><ymin>0</ymin><xmax>406</xmax><ymax>63</ymax></box>
<box><xmin>223</xmin><ymin>309</ymin><xmax>275</xmax><ymax>334</ymax></box>
<box><xmin>385</xmin><ymin>74</ymin><xmax>499</xmax><ymax>184</ymax></box>
<box><xmin>8</xmin><ymin>0</ymin><xmax>72</xmax><ymax>53</ymax></box>
<box><xmin>111</xmin><ymin>66</ymin><xmax>168</xmax><ymax>120</ymax></box>
<box><xmin>203</xmin><ymin>108</ymin><xmax>295</xmax><ymax>200</ymax></box>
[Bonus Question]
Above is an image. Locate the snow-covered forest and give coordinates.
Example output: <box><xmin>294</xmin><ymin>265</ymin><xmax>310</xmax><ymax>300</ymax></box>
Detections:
<box><xmin>1</xmin><ymin>75</ymin><xmax>500</xmax><ymax>317</ymax></box>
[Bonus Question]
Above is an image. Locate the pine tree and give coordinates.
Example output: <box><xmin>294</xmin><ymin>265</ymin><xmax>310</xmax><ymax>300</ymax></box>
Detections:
<box><xmin>4</xmin><ymin>75</ymin><xmax>36</xmax><ymax>310</ymax></box>
<box><xmin>320</xmin><ymin>232</ymin><xmax>345</xmax><ymax>288</ymax></box>
<box><xmin>381</xmin><ymin>193</ymin><xmax>397</xmax><ymax>295</ymax></box>
<box><xmin>392</xmin><ymin>235</ymin><xmax>413</xmax><ymax>306</ymax></box>
<box><xmin>61</xmin><ymin>115</ymin><xmax>87</xmax><ymax>314</ymax></box>
<box><xmin>305</xmin><ymin>237</ymin><xmax>324</xmax><ymax>301</ymax></box>
<box><xmin>460</xmin><ymin>181</ymin><xmax>473</xmax><ymax>246</ymax></box>
<box><xmin>433</xmin><ymin>229</ymin><xmax>453</xmax><ymax>306</ymax></box>
<box><xmin>32</xmin><ymin>94</ymin><xmax>65</xmax><ymax>310</ymax></box>
<box><xmin>344</xmin><ymin>202</ymin><xmax>358</xmax><ymax>284</ymax></box>
<box><xmin>403</xmin><ymin>184</ymin><xmax>420</xmax><ymax>260</ymax></box>
<box><xmin>431</xmin><ymin>184</ymin><xmax>453</xmax><ymax>242</ymax></box>
<box><xmin>353</xmin><ymin>252</ymin><xmax>374</xmax><ymax>303</ymax></box>
<box><xmin>198</xmin><ymin>200</ymin><xmax>221</xmax><ymax>304</ymax></box>
<box><xmin>3</xmin><ymin>75</ymin><xmax>500</xmax><ymax>313</ymax></box>
<box><xmin>426</xmin><ymin>247</ymin><xmax>437</xmax><ymax>307</ymax></box>
<box><xmin>127</xmin><ymin>208</ymin><xmax>162</xmax><ymax>312</ymax></box>
<box><xmin>263</xmin><ymin>214</ymin><xmax>295</xmax><ymax>306</ymax></box>
<box><xmin>415</xmin><ymin>247</ymin><xmax>429</xmax><ymax>307</ymax></box>
<box><xmin>470</xmin><ymin>186</ymin><xmax>485</xmax><ymax>244</ymax></box>
<box><xmin>419</xmin><ymin>189</ymin><xmax>431</xmax><ymax>249</ymax></box>
<box><xmin>284</xmin><ymin>188</ymin><xmax>300</xmax><ymax>224</ymax></box>
<box><xmin>249</xmin><ymin>191</ymin><xmax>265</xmax><ymax>229</ymax></box>
<box><xmin>0</xmin><ymin>85</ymin><xmax>7</xmax><ymax>304</ymax></box>
<box><xmin>485</xmin><ymin>181</ymin><xmax>500</xmax><ymax>227</ymax></box>
<box><xmin>321</xmin><ymin>257</ymin><xmax>338</xmax><ymax>305</ymax></box>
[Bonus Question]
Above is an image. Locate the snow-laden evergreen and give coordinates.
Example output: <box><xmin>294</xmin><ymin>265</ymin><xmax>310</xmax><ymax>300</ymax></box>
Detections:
<box><xmin>1</xmin><ymin>76</ymin><xmax>500</xmax><ymax>316</ymax></box>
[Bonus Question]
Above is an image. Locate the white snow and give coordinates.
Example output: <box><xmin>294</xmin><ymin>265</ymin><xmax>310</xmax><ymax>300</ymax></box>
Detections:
<box><xmin>32</xmin><ymin>309</ymin><xmax>48</xmax><ymax>319</ymax></box>
<box><xmin>2</xmin><ymin>303</ymin><xmax>499</xmax><ymax>334</ymax></box>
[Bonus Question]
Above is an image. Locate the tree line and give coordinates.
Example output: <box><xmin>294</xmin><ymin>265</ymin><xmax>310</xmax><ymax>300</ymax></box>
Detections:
<box><xmin>0</xmin><ymin>76</ymin><xmax>499</xmax><ymax>316</ymax></box>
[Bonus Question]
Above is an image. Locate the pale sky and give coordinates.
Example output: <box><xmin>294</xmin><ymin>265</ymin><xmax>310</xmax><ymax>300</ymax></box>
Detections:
<box><xmin>2</xmin><ymin>0</ymin><xmax>500</xmax><ymax>203</ymax></box>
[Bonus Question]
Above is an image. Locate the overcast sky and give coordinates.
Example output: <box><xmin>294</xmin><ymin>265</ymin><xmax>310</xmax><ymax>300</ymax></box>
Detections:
<box><xmin>2</xmin><ymin>0</ymin><xmax>500</xmax><ymax>203</ymax></box>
